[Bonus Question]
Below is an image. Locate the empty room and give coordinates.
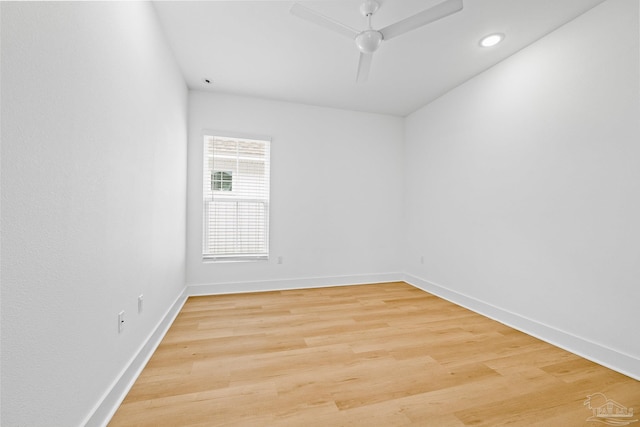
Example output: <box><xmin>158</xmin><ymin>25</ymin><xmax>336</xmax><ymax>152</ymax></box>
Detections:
<box><xmin>1</xmin><ymin>0</ymin><xmax>639</xmax><ymax>426</ymax></box>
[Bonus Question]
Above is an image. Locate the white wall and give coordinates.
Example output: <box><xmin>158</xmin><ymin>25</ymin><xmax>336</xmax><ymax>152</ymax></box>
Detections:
<box><xmin>404</xmin><ymin>0</ymin><xmax>639</xmax><ymax>377</ymax></box>
<box><xmin>1</xmin><ymin>2</ymin><xmax>187</xmax><ymax>426</ymax></box>
<box><xmin>187</xmin><ymin>92</ymin><xmax>404</xmax><ymax>290</ymax></box>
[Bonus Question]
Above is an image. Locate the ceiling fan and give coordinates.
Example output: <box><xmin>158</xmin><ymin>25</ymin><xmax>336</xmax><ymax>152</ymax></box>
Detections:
<box><xmin>290</xmin><ymin>0</ymin><xmax>464</xmax><ymax>83</ymax></box>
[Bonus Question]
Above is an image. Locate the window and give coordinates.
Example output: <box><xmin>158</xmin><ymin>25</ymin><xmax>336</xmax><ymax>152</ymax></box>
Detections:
<box><xmin>211</xmin><ymin>171</ymin><xmax>232</xmax><ymax>191</ymax></box>
<box><xmin>203</xmin><ymin>134</ymin><xmax>270</xmax><ymax>261</ymax></box>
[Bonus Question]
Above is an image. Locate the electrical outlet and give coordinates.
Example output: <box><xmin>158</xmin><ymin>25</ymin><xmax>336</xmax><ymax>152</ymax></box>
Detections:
<box><xmin>420</xmin><ymin>255</ymin><xmax>425</xmax><ymax>264</ymax></box>
<box><xmin>118</xmin><ymin>311</ymin><xmax>125</xmax><ymax>333</ymax></box>
<box><xmin>277</xmin><ymin>256</ymin><xmax>283</xmax><ymax>264</ymax></box>
<box><xmin>138</xmin><ymin>294</ymin><xmax>144</xmax><ymax>314</ymax></box>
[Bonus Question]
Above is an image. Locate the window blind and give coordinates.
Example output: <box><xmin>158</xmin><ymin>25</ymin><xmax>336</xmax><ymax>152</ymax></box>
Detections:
<box><xmin>203</xmin><ymin>135</ymin><xmax>270</xmax><ymax>261</ymax></box>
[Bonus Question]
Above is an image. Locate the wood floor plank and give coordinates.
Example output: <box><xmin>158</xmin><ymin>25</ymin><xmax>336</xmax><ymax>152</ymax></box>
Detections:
<box><xmin>109</xmin><ymin>282</ymin><xmax>640</xmax><ymax>426</ymax></box>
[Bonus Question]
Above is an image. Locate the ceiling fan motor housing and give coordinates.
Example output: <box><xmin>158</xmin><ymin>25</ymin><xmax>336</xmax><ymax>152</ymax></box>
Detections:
<box><xmin>356</xmin><ymin>30</ymin><xmax>383</xmax><ymax>54</ymax></box>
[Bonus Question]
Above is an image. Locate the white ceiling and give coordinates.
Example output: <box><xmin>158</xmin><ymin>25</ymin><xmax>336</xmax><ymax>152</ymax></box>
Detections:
<box><xmin>153</xmin><ymin>0</ymin><xmax>607</xmax><ymax>116</ymax></box>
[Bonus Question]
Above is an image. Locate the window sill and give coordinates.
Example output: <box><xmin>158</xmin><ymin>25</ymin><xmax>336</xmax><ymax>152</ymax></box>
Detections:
<box><xmin>202</xmin><ymin>256</ymin><xmax>269</xmax><ymax>263</ymax></box>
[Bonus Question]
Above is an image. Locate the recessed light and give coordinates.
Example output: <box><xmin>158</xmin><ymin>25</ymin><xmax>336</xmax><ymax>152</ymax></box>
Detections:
<box><xmin>480</xmin><ymin>33</ymin><xmax>504</xmax><ymax>48</ymax></box>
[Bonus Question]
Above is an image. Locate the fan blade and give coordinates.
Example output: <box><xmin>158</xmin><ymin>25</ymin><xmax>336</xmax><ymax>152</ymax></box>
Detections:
<box><xmin>290</xmin><ymin>3</ymin><xmax>359</xmax><ymax>40</ymax></box>
<box><xmin>356</xmin><ymin>53</ymin><xmax>373</xmax><ymax>83</ymax></box>
<box><xmin>380</xmin><ymin>0</ymin><xmax>463</xmax><ymax>41</ymax></box>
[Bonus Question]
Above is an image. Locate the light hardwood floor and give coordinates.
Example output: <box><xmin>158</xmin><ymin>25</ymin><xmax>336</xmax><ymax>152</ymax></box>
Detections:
<box><xmin>109</xmin><ymin>282</ymin><xmax>640</xmax><ymax>426</ymax></box>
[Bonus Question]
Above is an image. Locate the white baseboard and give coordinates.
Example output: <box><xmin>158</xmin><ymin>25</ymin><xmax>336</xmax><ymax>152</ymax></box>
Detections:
<box><xmin>403</xmin><ymin>273</ymin><xmax>640</xmax><ymax>381</ymax></box>
<box><xmin>187</xmin><ymin>272</ymin><xmax>404</xmax><ymax>296</ymax></box>
<box><xmin>81</xmin><ymin>289</ymin><xmax>189</xmax><ymax>427</ymax></box>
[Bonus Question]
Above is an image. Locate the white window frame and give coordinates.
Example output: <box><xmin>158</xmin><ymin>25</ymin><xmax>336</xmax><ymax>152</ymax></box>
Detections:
<box><xmin>202</xmin><ymin>131</ymin><xmax>271</xmax><ymax>262</ymax></box>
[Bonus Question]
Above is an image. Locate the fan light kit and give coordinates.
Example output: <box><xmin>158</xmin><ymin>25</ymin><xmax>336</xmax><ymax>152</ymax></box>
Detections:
<box><xmin>291</xmin><ymin>0</ymin><xmax>464</xmax><ymax>83</ymax></box>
